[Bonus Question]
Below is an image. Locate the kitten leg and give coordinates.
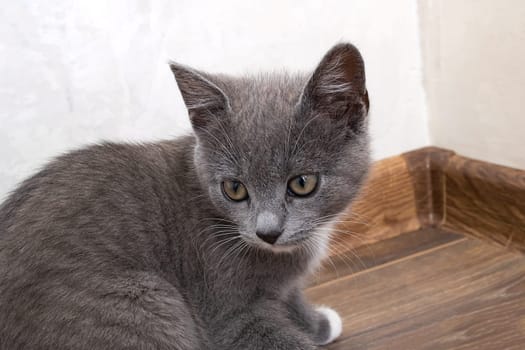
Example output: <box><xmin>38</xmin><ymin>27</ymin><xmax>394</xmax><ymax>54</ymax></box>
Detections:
<box><xmin>213</xmin><ymin>301</ymin><xmax>317</xmax><ymax>350</ymax></box>
<box><xmin>285</xmin><ymin>288</ymin><xmax>342</xmax><ymax>345</ymax></box>
<box><xmin>314</xmin><ymin>306</ymin><xmax>343</xmax><ymax>345</ymax></box>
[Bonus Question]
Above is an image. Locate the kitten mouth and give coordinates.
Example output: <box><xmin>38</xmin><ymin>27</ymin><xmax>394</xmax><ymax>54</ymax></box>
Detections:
<box><xmin>246</xmin><ymin>234</ymin><xmax>310</xmax><ymax>254</ymax></box>
<box><xmin>265</xmin><ymin>243</ymin><xmax>299</xmax><ymax>254</ymax></box>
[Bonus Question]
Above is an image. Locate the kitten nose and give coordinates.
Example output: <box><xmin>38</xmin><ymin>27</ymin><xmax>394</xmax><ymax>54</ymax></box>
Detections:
<box><xmin>256</xmin><ymin>230</ymin><xmax>282</xmax><ymax>245</ymax></box>
<box><xmin>256</xmin><ymin>211</ymin><xmax>282</xmax><ymax>244</ymax></box>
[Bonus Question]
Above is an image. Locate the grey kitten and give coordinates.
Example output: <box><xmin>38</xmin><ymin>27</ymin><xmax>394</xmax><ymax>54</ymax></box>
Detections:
<box><xmin>0</xmin><ymin>43</ymin><xmax>370</xmax><ymax>349</ymax></box>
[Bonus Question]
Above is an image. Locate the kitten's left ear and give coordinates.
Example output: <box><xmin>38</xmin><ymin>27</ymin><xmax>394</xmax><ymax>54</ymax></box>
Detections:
<box><xmin>169</xmin><ymin>62</ymin><xmax>230</xmax><ymax>130</ymax></box>
<box><xmin>301</xmin><ymin>43</ymin><xmax>370</xmax><ymax>133</ymax></box>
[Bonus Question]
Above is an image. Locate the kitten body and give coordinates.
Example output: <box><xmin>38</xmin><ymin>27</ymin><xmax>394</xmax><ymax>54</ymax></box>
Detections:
<box><xmin>0</xmin><ymin>43</ymin><xmax>370</xmax><ymax>349</ymax></box>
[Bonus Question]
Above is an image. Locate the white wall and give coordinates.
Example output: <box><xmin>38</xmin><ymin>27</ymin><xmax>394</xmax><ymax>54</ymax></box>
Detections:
<box><xmin>0</xmin><ymin>0</ymin><xmax>430</xmax><ymax>199</ymax></box>
<box><xmin>419</xmin><ymin>0</ymin><xmax>525</xmax><ymax>169</ymax></box>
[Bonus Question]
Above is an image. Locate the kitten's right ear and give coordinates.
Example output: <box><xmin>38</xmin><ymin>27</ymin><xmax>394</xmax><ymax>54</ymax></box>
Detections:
<box><xmin>301</xmin><ymin>43</ymin><xmax>369</xmax><ymax>134</ymax></box>
<box><xmin>169</xmin><ymin>62</ymin><xmax>230</xmax><ymax>130</ymax></box>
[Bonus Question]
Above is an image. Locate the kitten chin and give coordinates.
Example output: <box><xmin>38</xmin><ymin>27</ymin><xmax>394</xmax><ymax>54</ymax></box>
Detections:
<box><xmin>256</xmin><ymin>242</ymin><xmax>299</xmax><ymax>254</ymax></box>
<box><xmin>241</xmin><ymin>221</ymin><xmax>334</xmax><ymax>259</ymax></box>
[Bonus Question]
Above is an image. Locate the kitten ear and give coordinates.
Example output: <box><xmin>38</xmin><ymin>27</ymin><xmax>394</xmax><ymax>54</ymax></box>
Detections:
<box><xmin>169</xmin><ymin>62</ymin><xmax>230</xmax><ymax>130</ymax></box>
<box><xmin>301</xmin><ymin>43</ymin><xmax>370</xmax><ymax>133</ymax></box>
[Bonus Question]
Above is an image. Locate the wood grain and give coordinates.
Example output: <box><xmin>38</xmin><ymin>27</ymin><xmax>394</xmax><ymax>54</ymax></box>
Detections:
<box><xmin>338</xmin><ymin>147</ymin><xmax>525</xmax><ymax>253</ymax></box>
<box><xmin>307</xmin><ymin>234</ymin><xmax>525</xmax><ymax>350</ymax></box>
<box><xmin>403</xmin><ymin>147</ymin><xmax>454</xmax><ymax>227</ymax></box>
<box><xmin>310</xmin><ymin>228</ymin><xmax>461</xmax><ymax>286</ymax></box>
<box><xmin>441</xmin><ymin>154</ymin><xmax>525</xmax><ymax>252</ymax></box>
<box><xmin>335</xmin><ymin>154</ymin><xmax>421</xmax><ymax>249</ymax></box>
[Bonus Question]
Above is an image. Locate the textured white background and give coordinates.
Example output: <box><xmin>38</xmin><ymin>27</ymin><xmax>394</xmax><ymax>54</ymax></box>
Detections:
<box><xmin>0</xmin><ymin>0</ymin><xmax>429</xmax><ymax>199</ymax></box>
<box><xmin>419</xmin><ymin>0</ymin><xmax>525</xmax><ymax>170</ymax></box>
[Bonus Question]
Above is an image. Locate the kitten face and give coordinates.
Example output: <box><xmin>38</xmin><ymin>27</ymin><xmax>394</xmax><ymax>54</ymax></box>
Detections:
<box><xmin>171</xmin><ymin>43</ymin><xmax>370</xmax><ymax>253</ymax></box>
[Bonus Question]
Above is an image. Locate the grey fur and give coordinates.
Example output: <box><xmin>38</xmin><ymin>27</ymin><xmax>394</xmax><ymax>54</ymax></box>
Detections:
<box><xmin>0</xmin><ymin>43</ymin><xmax>370</xmax><ymax>349</ymax></box>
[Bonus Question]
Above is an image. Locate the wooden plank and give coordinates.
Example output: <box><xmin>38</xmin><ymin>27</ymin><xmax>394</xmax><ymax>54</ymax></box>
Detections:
<box><xmin>441</xmin><ymin>154</ymin><xmax>525</xmax><ymax>253</ymax></box>
<box><xmin>335</xmin><ymin>154</ymin><xmax>422</xmax><ymax>249</ymax></box>
<box><xmin>311</xmin><ymin>228</ymin><xmax>461</xmax><ymax>286</ymax></box>
<box><xmin>403</xmin><ymin>147</ymin><xmax>454</xmax><ymax>227</ymax></box>
<box><xmin>402</xmin><ymin>147</ymin><xmax>525</xmax><ymax>253</ymax></box>
<box><xmin>307</xmin><ymin>238</ymin><xmax>525</xmax><ymax>350</ymax></box>
<box><xmin>335</xmin><ymin>147</ymin><xmax>525</xmax><ymax>255</ymax></box>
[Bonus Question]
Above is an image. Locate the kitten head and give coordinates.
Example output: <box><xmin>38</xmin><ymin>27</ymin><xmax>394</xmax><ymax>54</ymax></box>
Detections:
<box><xmin>170</xmin><ymin>43</ymin><xmax>370</xmax><ymax>253</ymax></box>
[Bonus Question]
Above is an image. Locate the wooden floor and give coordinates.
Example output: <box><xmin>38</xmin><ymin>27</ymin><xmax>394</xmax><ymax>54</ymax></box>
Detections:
<box><xmin>306</xmin><ymin>229</ymin><xmax>525</xmax><ymax>350</ymax></box>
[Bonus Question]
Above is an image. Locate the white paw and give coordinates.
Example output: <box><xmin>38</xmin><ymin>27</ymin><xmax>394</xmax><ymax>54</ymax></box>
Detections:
<box><xmin>316</xmin><ymin>306</ymin><xmax>342</xmax><ymax>345</ymax></box>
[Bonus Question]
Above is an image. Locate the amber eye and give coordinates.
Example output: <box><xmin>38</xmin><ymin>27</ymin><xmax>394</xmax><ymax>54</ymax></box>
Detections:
<box><xmin>287</xmin><ymin>174</ymin><xmax>318</xmax><ymax>197</ymax></box>
<box><xmin>222</xmin><ymin>180</ymin><xmax>249</xmax><ymax>202</ymax></box>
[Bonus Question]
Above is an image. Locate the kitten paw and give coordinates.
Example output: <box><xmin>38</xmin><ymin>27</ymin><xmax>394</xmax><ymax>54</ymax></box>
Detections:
<box><xmin>316</xmin><ymin>306</ymin><xmax>342</xmax><ymax>345</ymax></box>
